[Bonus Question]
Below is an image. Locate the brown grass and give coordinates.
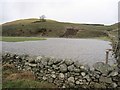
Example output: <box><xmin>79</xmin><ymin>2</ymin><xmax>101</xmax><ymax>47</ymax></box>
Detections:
<box><xmin>3</xmin><ymin>63</ymin><xmax>35</xmax><ymax>81</ymax></box>
<box><xmin>6</xmin><ymin>71</ymin><xmax>35</xmax><ymax>81</ymax></box>
<box><xmin>2</xmin><ymin>63</ymin><xmax>57</xmax><ymax>88</ymax></box>
<box><xmin>3</xmin><ymin>63</ymin><xmax>15</xmax><ymax>70</ymax></box>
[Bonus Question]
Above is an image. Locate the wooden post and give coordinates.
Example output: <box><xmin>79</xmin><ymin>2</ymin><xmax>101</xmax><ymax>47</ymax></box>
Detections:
<box><xmin>106</xmin><ymin>50</ymin><xmax>109</xmax><ymax>64</ymax></box>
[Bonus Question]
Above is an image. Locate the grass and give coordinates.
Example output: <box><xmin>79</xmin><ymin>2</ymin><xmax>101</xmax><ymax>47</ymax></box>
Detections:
<box><xmin>0</xmin><ymin>64</ymin><xmax>2</xmax><ymax>90</ymax></box>
<box><xmin>2</xmin><ymin>18</ymin><xmax>114</xmax><ymax>38</ymax></box>
<box><xmin>93</xmin><ymin>36</ymin><xmax>111</xmax><ymax>41</ymax></box>
<box><xmin>3</xmin><ymin>79</ymin><xmax>57</xmax><ymax>88</ymax></box>
<box><xmin>1</xmin><ymin>37</ymin><xmax>46</xmax><ymax>42</ymax></box>
<box><xmin>2</xmin><ymin>63</ymin><xmax>57</xmax><ymax>88</ymax></box>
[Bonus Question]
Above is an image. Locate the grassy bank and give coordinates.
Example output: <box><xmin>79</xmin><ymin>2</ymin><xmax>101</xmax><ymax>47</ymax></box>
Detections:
<box><xmin>93</xmin><ymin>36</ymin><xmax>111</xmax><ymax>41</ymax></box>
<box><xmin>3</xmin><ymin>80</ymin><xmax>57</xmax><ymax>88</ymax></box>
<box><xmin>2</xmin><ymin>63</ymin><xmax>57</xmax><ymax>88</ymax></box>
<box><xmin>1</xmin><ymin>37</ymin><xmax>46</xmax><ymax>42</ymax></box>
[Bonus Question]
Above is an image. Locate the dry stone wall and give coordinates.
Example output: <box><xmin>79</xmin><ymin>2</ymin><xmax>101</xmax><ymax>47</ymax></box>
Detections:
<box><xmin>2</xmin><ymin>53</ymin><xmax>120</xmax><ymax>88</ymax></box>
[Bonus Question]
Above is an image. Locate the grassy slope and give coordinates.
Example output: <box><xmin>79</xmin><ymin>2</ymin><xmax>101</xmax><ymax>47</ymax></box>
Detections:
<box><xmin>109</xmin><ymin>23</ymin><xmax>119</xmax><ymax>35</ymax></box>
<box><xmin>2</xmin><ymin>18</ymin><xmax>113</xmax><ymax>38</ymax></box>
<box><xmin>2</xmin><ymin>63</ymin><xmax>57</xmax><ymax>88</ymax></box>
<box><xmin>1</xmin><ymin>37</ymin><xmax>46</xmax><ymax>42</ymax></box>
<box><xmin>3</xmin><ymin>80</ymin><xmax>57</xmax><ymax>88</ymax></box>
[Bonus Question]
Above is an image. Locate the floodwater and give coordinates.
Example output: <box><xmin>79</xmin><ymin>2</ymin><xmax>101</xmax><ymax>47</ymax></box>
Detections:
<box><xmin>1</xmin><ymin>38</ymin><xmax>115</xmax><ymax>66</ymax></box>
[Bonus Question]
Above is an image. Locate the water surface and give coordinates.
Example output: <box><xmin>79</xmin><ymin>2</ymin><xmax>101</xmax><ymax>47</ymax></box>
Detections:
<box><xmin>2</xmin><ymin>38</ymin><xmax>115</xmax><ymax>66</ymax></box>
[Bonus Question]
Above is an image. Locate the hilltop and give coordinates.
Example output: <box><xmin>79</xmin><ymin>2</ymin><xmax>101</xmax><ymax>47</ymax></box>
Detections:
<box><xmin>2</xmin><ymin>18</ymin><xmax>115</xmax><ymax>38</ymax></box>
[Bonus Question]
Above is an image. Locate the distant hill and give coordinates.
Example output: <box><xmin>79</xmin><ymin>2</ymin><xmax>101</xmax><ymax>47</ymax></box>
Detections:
<box><xmin>2</xmin><ymin>18</ymin><xmax>115</xmax><ymax>38</ymax></box>
<box><xmin>110</xmin><ymin>23</ymin><xmax>118</xmax><ymax>29</ymax></box>
<box><xmin>108</xmin><ymin>23</ymin><xmax>119</xmax><ymax>37</ymax></box>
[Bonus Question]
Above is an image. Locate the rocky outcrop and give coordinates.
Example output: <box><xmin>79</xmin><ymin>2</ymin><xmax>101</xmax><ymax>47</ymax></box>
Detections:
<box><xmin>2</xmin><ymin>53</ymin><xmax>120</xmax><ymax>88</ymax></box>
<box><xmin>61</xmin><ymin>27</ymin><xmax>79</xmax><ymax>37</ymax></box>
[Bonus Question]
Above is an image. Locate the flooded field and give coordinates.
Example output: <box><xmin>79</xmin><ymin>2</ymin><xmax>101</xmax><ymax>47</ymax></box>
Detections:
<box><xmin>1</xmin><ymin>38</ymin><xmax>115</xmax><ymax>66</ymax></box>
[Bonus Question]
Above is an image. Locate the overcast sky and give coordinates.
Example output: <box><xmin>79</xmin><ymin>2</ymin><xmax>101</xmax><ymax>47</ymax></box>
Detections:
<box><xmin>0</xmin><ymin>0</ymin><xmax>119</xmax><ymax>25</ymax></box>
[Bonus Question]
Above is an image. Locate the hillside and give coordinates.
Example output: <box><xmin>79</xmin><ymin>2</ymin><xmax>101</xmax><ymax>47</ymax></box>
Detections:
<box><xmin>108</xmin><ymin>23</ymin><xmax>119</xmax><ymax>37</ymax></box>
<box><xmin>2</xmin><ymin>18</ymin><xmax>114</xmax><ymax>38</ymax></box>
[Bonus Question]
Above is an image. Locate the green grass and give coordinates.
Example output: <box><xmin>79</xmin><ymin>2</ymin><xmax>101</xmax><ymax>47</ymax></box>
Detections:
<box><xmin>3</xmin><ymin>79</ymin><xmax>57</xmax><ymax>88</ymax></box>
<box><xmin>1</xmin><ymin>37</ymin><xmax>46</xmax><ymax>42</ymax></box>
<box><xmin>93</xmin><ymin>36</ymin><xmax>111</xmax><ymax>41</ymax></box>
<box><xmin>2</xmin><ymin>18</ymin><xmax>114</xmax><ymax>38</ymax></box>
<box><xmin>2</xmin><ymin>63</ymin><xmax>57</xmax><ymax>89</ymax></box>
<box><xmin>0</xmin><ymin>65</ymin><xmax>2</xmax><ymax>90</ymax></box>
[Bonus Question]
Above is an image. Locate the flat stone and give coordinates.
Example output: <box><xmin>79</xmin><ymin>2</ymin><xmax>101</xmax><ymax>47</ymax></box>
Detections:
<box><xmin>109</xmin><ymin>71</ymin><xmax>118</xmax><ymax>77</ymax></box>
<box><xmin>76</xmin><ymin>81</ymin><xmax>80</xmax><ymax>85</ymax></box>
<box><xmin>25</xmin><ymin>62</ymin><xmax>29</xmax><ymax>65</ymax></box>
<box><xmin>59</xmin><ymin>73</ymin><xmax>65</xmax><ymax>79</ymax></box>
<box><xmin>39</xmin><ymin>63</ymin><xmax>44</xmax><ymax>68</ymax></box>
<box><xmin>95</xmin><ymin>74</ymin><xmax>100</xmax><ymax>79</ymax></box>
<box><xmin>80</xmin><ymin>64</ymin><xmax>90</xmax><ymax>71</ymax></box>
<box><xmin>69</xmin><ymin>83</ymin><xmax>75</xmax><ymax>88</ymax></box>
<box><xmin>73</xmin><ymin>73</ymin><xmax>80</xmax><ymax>76</ymax></box>
<box><xmin>59</xmin><ymin>64</ymin><xmax>67</xmax><ymax>73</ymax></box>
<box><xmin>81</xmin><ymin>72</ymin><xmax>86</xmax><ymax>77</ymax></box>
<box><xmin>48</xmin><ymin>58</ymin><xmax>54</xmax><ymax>66</ymax></box>
<box><xmin>40</xmin><ymin>70</ymin><xmax>44</xmax><ymax>73</ymax></box>
<box><xmin>112</xmin><ymin>76</ymin><xmax>119</xmax><ymax>82</ymax></box>
<box><xmin>41</xmin><ymin>60</ymin><xmax>47</xmax><ymax>66</ymax></box>
<box><xmin>36</xmin><ymin>56</ymin><xmax>42</xmax><ymax>63</ymax></box>
<box><xmin>53</xmin><ymin>59</ymin><xmax>62</xmax><ymax>64</ymax></box>
<box><xmin>20</xmin><ymin>54</ymin><xmax>28</xmax><ymax>60</ymax></box>
<box><xmin>25</xmin><ymin>66</ymin><xmax>31</xmax><ymax>70</ymax></box>
<box><xmin>67</xmin><ymin>72</ymin><xmax>71</xmax><ymax>77</ymax></box>
<box><xmin>81</xmin><ymin>79</ymin><xmax>88</xmax><ymax>85</ymax></box>
<box><xmin>62</xmin><ymin>85</ymin><xmax>66</xmax><ymax>88</ymax></box>
<box><xmin>111</xmin><ymin>83</ymin><xmax>118</xmax><ymax>88</ymax></box>
<box><xmin>52</xmin><ymin>65</ymin><xmax>59</xmax><ymax>70</ymax></box>
<box><xmin>74</xmin><ymin>68</ymin><xmax>80</xmax><ymax>73</ymax></box>
<box><xmin>93</xmin><ymin>62</ymin><xmax>113</xmax><ymax>76</ymax></box>
<box><xmin>93</xmin><ymin>71</ymin><xmax>101</xmax><ymax>79</ymax></box>
<box><xmin>80</xmin><ymin>65</ymin><xmax>85</xmax><ymax>69</ymax></box>
<box><xmin>99</xmin><ymin>76</ymin><xmax>112</xmax><ymax>84</ymax></box>
<box><xmin>64</xmin><ymin>73</ymin><xmax>68</xmax><ymax>79</ymax></box>
<box><xmin>84</xmin><ymin>65</ymin><xmax>90</xmax><ymax>71</ymax></box>
<box><xmin>13</xmin><ymin>54</ymin><xmax>19</xmax><ymax>59</ymax></box>
<box><xmin>94</xmin><ymin>83</ymin><xmax>106</xmax><ymax>88</ymax></box>
<box><xmin>27</xmin><ymin>57</ymin><xmax>35</xmax><ymax>64</ymax></box>
<box><xmin>51</xmin><ymin>74</ymin><xmax>56</xmax><ymax>78</ymax></box>
<box><xmin>94</xmin><ymin>71</ymin><xmax>101</xmax><ymax>75</ymax></box>
<box><xmin>43</xmin><ymin>57</ymin><xmax>50</xmax><ymax>62</ymax></box>
<box><xmin>48</xmin><ymin>77</ymin><xmax>53</xmax><ymax>83</ymax></box>
<box><xmin>83</xmin><ymin>75</ymin><xmax>91</xmax><ymax>82</ymax></box>
<box><xmin>28</xmin><ymin>63</ymin><xmax>37</xmax><ymax>67</ymax></box>
<box><xmin>74</xmin><ymin>61</ymin><xmax>82</xmax><ymax>68</ymax></box>
<box><xmin>51</xmin><ymin>71</ymin><xmax>55</xmax><ymax>74</ymax></box>
<box><xmin>65</xmin><ymin>59</ymin><xmax>73</xmax><ymax>66</ymax></box>
<box><xmin>68</xmin><ymin>65</ymin><xmax>74</xmax><ymax>72</ymax></box>
<box><xmin>43</xmin><ymin>76</ymin><xmax>47</xmax><ymax>80</ymax></box>
<box><xmin>68</xmin><ymin>77</ymin><xmax>75</xmax><ymax>83</ymax></box>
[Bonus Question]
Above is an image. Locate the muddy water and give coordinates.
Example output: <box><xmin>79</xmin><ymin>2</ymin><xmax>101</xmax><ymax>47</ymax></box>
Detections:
<box><xmin>2</xmin><ymin>38</ymin><xmax>115</xmax><ymax>66</ymax></box>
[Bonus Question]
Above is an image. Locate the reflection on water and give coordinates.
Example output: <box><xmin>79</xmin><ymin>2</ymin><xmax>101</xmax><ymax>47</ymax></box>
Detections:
<box><xmin>2</xmin><ymin>38</ymin><xmax>115</xmax><ymax>66</ymax></box>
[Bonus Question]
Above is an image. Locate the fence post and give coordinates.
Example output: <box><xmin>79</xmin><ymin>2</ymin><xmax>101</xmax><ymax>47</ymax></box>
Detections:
<box><xmin>106</xmin><ymin>50</ymin><xmax>109</xmax><ymax>64</ymax></box>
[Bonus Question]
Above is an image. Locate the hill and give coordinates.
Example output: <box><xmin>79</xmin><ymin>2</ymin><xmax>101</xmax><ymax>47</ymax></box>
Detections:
<box><xmin>2</xmin><ymin>18</ymin><xmax>115</xmax><ymax>38</ymax></box>
<box><xmin>108</xmin><ymin>23</ymin><xmax>119</xmax><ymax>36</ymax></box>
